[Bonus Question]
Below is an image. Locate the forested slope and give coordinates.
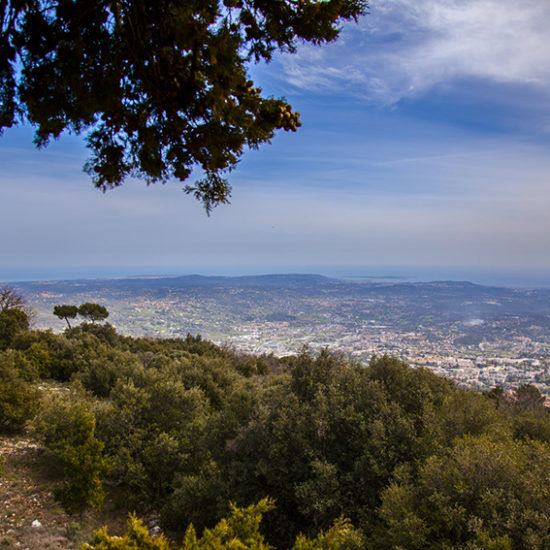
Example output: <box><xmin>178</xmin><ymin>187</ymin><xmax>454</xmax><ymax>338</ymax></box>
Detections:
<box><xmin>2</xmin><ymin>311</ymin><xmax>550</xmax><ymax>549</ymax></box>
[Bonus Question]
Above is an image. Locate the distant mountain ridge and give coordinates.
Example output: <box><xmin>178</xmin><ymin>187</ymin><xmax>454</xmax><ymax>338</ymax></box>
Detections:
<box><xmin>13</xmin><ymin>271</ymin><xmax>540</xmax><ymax>291</ymax></box>
<box><xmin>10</xmin><ymin>272</ymin><xmax>550</xmax><ymax>393</ymax></box>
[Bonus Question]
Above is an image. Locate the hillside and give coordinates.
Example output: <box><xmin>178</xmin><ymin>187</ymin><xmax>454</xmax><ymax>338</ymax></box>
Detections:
<box><xmin>0</xmin><ymin>432</ymin><xmax>129</xmax><ymax>549</ymax></box>
<box><xmin>14</xmin><ymin>274</ymin><xmax>550</xmax><ymax>393</ymax></box>
<box><xmin>3</xmin><ymin>313</ymin><xmax>550</xmax><ymax>549</ymax></box>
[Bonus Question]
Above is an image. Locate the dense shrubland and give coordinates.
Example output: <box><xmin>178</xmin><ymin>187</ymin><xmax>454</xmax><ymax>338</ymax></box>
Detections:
<box><xmin>2</xmin><ymin>301</ymin><xmax>550</xmax><ymax>548</ymax></box>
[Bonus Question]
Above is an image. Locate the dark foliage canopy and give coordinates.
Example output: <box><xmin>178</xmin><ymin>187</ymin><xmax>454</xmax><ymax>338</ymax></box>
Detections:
<box><xmin>4</xmin><ymin>312</ymin><xmax>550</xmax><ymax>547</ymax></box>
<box><xmin>77</xmin><ymin>302</ymin><xmax>109</xmax><ymax>323</ymax></box>
<box><xmin>53</xmin><ymin>304</ymin><xmax>79</xmax><ymax>328</ymax></box>
<box><xmin>1</xmin><ymin>0</ymin><xmax>366</xmax><ymax>211</ymax></box>
<box><xmin>0</xmin><ymin>307</ymin><xmax>29</xmax><ymax>349</ymax></box>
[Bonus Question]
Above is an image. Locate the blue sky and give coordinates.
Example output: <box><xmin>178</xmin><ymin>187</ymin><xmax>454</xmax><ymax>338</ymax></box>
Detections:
<box><xmin>2</xmin><ymin>0</ymin><xmax>550</xmax><ymax>284</ymax></box>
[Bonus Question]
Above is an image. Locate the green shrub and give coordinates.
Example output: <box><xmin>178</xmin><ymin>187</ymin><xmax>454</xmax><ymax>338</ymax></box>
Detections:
<box><xmin>35</xmin><ymin>397</ymin><xmax>108</xmax><ymax>516</ymax></box>
<box><xmin>83</xmin><ymin>500</ymin><xmax>363</xmax><ymax>550</ymax></box>
<box><xmin>0</xmin><ymin>349</ymin><xmax>38</xmax><ymax>381</ymax></box>
<box><xmin>0</xmin><ymin>361</ymin><xmax>39</xmax><ymax>433</ymax></box>
<box><xmin>0</xmin><ymin>308</ymin><xmax>29</xmax><ymax>350</ymax></box>
<box><xmin>82</xmin><ymin>514</ymin><xmax>171</xmax><ymax>549</ymax></box>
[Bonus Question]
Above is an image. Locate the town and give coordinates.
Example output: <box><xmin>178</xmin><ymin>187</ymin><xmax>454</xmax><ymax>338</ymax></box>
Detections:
<box><xmin>17</xmin><ymin>274</ymin><xmax>550</xmax><ymax>394</ymax></box>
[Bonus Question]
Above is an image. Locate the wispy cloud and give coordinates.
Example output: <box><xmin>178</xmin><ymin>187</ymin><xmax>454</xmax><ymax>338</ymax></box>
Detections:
<box><xmin>281</xmin><ymin>0</ymin><xmax>550</xmax><ymax>103</ymax></box>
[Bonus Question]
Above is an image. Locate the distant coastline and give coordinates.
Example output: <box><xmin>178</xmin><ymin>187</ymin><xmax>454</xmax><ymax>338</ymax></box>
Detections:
<box><xmin>2</xmin><ymin>266</ymin><xmax>550</xmax><ymax>289</ymax></box>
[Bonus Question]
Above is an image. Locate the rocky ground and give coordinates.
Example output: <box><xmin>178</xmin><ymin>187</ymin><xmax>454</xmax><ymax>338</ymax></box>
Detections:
<box><xmin>0</xmin><ymin>437</ymin><xmax>128</xmax><ymax>549</ymax></box>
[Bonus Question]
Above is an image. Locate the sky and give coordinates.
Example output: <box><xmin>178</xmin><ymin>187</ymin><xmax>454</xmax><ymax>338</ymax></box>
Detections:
<box><xmin>2</xmin><ymin>0</ymin><xmax>550</xmax><ymax>285</ymax></box>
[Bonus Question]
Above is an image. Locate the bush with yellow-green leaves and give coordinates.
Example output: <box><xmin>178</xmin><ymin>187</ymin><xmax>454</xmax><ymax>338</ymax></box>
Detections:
<box><xmin>81</xmin><ymin>499</ymin><xmax>363</xmax><ymax>550</ymax></box>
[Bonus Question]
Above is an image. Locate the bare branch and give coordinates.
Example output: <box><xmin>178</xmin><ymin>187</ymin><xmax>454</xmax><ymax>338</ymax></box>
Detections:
<box><xmin>0</xmin><ymin>286</ymin><xmax>26</xmax><ymax>313</ymax></box>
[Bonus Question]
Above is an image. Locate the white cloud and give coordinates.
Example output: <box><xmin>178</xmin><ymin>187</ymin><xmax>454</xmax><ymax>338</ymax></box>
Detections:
<box><xmin>281</xmin><ymin>0</ymin><xmax>550</xmax><ymax>103</ymax></box>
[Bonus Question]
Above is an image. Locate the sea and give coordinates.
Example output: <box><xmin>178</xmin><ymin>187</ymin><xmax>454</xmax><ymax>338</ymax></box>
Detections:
<box><xmin>2</xmin><ymin>265</ymin><xmax>550</xmax><ymax>289</ymax></box>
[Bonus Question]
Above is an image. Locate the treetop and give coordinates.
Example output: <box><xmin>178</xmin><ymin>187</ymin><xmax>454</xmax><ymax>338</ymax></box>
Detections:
<box><xmin>1</xmin><ymin>0</ymin><xmax>367</xmax><ymax>211</ymax></box>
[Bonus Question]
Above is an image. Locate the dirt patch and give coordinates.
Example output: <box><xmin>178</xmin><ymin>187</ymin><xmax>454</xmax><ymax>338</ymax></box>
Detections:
<box><xmin>0</xmin><ymin>436</ymin><xmax>128</xmax><ymax>549</ymax></box>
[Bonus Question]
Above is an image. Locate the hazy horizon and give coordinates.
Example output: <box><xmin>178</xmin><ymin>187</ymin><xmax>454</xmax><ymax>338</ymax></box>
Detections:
<box><xmin>3</xmin><ymin>264</ymin><xmax>550</xmax><ymax>289</ymax></box>
<box><xmin>2</xmin><ymin>1</ymin><xmax>550</xmax><ymax>280</ymax></box>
